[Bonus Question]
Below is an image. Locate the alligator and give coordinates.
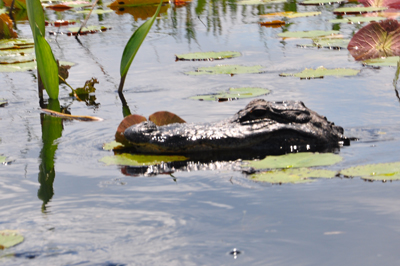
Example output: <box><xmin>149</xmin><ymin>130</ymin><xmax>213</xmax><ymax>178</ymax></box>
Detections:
<box><xmin>124</xmin><ymin>99</ymin><xmax>349</xmax><ymax>157</ymax></box>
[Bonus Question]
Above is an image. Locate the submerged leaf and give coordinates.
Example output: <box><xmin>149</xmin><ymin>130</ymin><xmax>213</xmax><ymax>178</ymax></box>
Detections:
<box><xmin>149</xmin><ymin>111</ymin><xmax>186</xmax><ymax>126</ymax></box>
<box><xmin>260</xmin><ymin>11</ymin><xmax>321</xmax><ymax>18</ymax></box>
<box><xmin>341</xmin><ymin>161</ymin><xmax>400</xmax><ymax>181</ymax></box>
<box><xmin>0</xmin><ymin>230</ymin><xmax>24</xmax><ymax>249</ymax></box>
<box><xmin>175</xmin><ymin>51</ymin><xmax>241</xmax><ymax>61</ymax></box>
<box><xmin>300</xmin><ymin>0</ymin><xmax>344</xmax><ymax>5</ymax></box>
<box><xmin>250</xmin><ymin>168</ymin><xmax>337</xmax><ymax>183</ymax></box>
<box><xmin>278</xmin><ymin>30</ymin><xmax>340</xmax><ymax>39</ymax></box>
<box><xmin>348</xmin><ymin>19</ymin><xmax>400</xmax><ymax>60</ymax></box>
<box><xmin>99</xmin><ymin>153</ymin><xmax>188</xmax><ymax>166</ymax></box>
<box><xmin>190</xmin><ymin>87</ymin><xmax>270</xmax><ymax>101</ymax></box>
<box><xmin>363</xmin><ymin>55</ymin><xmax>400</xmax><ymax>66</ymax></box>
<box><xmin>280</xmin><ymin>67</ymin><xmax>360</xmax><ymax>78</ymax></box>
<box><xmin>245</xmin><ymin>152</ymin><xmax>342</xmax><ymax>170</ymax></box>
<box><xmin>330</xmin><ymin>16</ymin><xmax>385</xmax><ymax>23</ymax></box>
<box><xmin>237</xmin><ymin>0</ymin><xmax>286</xmax><ymax>4</ymax></box>
<box><xmin>333</xmin><ymin>6</ymin><xmax>387</xmax><ymax>15</ymax></box>
<box><xmin>185</xmin><ymin>65</ymin><xmax>265</xmax><ymax>75</ymax></box>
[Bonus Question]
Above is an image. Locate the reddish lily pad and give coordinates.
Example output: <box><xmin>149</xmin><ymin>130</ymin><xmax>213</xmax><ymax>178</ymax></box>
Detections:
<box><xmin>348</xmin><ymin>19</ymin><xmax>400</xmax><ymax>60</ymax></box>
<box><xmin>115</xmin><ymin>114</ymin><xmax>147</xmax><ymax>145</ymax></box>
<box><xmin>149</xmin><ymin>111</ymin><xmax>186</xmax><ymax>126</ymax></box>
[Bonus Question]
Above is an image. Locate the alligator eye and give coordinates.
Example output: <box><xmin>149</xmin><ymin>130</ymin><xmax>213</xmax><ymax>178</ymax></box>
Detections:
<box><xmin>251</xmin><ymin>109</ymin><xmax>267</xmax><ymax>118</ymax></box>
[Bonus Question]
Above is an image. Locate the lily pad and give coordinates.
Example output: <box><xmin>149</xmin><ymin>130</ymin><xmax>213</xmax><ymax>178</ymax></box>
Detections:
<box><xmin>66</xmin><ymin>25</ymin><xmax>112</xmax><ymax>36</ymax></box>
<box><xmin>278</xmin><ymin>30</ymin><xmax>340</xmax><ymax>39</ymax></box>
<box><xmin>99</xmin><ymin>153</ymin><xmax>188</xmax><ymax>166</ymax></box>
<box><xmin>149</xmin><ymin>111</ymin><xmax>186</xmax><ymax>126</ymax></box>
<box><xmin>190</xmin><ymin>87</ymin><xmax>270</xmax><ymax>101</ymax></box>
<box><xmin>312</xmin><ymin>38</ymin><xmax>350</xmax><ymax>48</ymax></box>
<box><xmin>185</xmin><ymin>65</ymin><xmax>265</xmax><ymax>75</ymax></box>
<box><xmin>237</xmin><ymin>0</ymin><xmax>286</xmax><ymax>5</ymax></box>
<box><xmin>260</xmin><ymin>20</ymin><xmax>286</xmax><ymax>27</ymax></box>
<box><xmin>260</xmin><ymin>11</ymin><xmax>321</xmax><ymax>18</ymax></box>
<box><xmin>0</xmin><ymin>155</ymin><xmax>6</xmax><ymax>163</ymax></box>
<box><xmin>0</xmin><ymin>98</ymin><xmax>7</xmax><ymax>107</ymax></box>
<box><xmin>330</xmin><ymin>16</ymin><xmax>385</xmax><ymax>23</ymax></box>
<box><xmin>0</xmin><ymin>39</ymin><xmax>34</xmax><ymax>50</ymax></box>
<box><xmin>244</xmin><ymin>152</ymin><xmax>343</xmax><ymax>170</ymax></box>
<box><xmin>333</xmin><ymin>6</ymin><xmax>387</xmax><ymax>15</ymax></box>
<box><xmin>175</xmin><ymin>51</ymin><xmax>241</xmax><ymax>61</ymax></box>
<box><xmin>348</xmin><ymin>19</ymin><xmax>400</xmax><ymax>60</ymax></box>
<box><xmin>300</xmin><ymin>0</ymin><xmax>344</xmax><ymax>5</ymax></box>
<box><xmin>76</xmin><ymin>9</ymin><xmax>114</xmax><ymax>14</ymax></box>
<box><xmin>0</xmin><ymin>230</ymin><xmax>24</xmax><ymax>249</ymax></box>
<box><xmin>249</xmin><ymin>168</ymin><xmax>337</xmax><ymax>183</ymax></box>
<box><xmin>103</xmin><ymin>141</ymin><xmax>125</xmax><ymax>151</ymax></box>
<box><xmin>108</xmin><ymin>0</ymin><xmax>169</xmax><ymax>7</ymax></box>
<box><xmin>280</xmin><ymin>67</ymin><xmax>360</xmax><ymax>79</ymax></box>
<box><xmin>363</xmin><ymin>56</ymin><xmax>400</xmax><ymax>66</ymax></box>
<box><xmin>341</xmin><ymin>161</ymin><xmax>400</xmax><ymax>181</ymax></box>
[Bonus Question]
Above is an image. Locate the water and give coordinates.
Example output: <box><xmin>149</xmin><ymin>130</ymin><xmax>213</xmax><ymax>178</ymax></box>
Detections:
<box><xmin>2</xmin><ymin>0</ymin><xmax>400</xmax><ymax>264</ymax></box>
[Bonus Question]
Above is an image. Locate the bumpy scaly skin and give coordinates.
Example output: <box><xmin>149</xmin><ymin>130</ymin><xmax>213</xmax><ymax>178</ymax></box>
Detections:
<box><xmin>124</xmin><ymin>99</ymin><xmax>347</xmax><ymax>154</ymax></box>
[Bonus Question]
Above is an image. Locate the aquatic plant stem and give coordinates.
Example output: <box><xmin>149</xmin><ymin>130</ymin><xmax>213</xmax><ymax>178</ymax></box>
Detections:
<box><xmin>118</xmin><ymin>74</ymin><xmax>126</xmax><ymax>93</ymax></box>
<box><xmin>76</xmin><ymin>0</ymin><xmax>99</xmax><ymax>38</ymax></box>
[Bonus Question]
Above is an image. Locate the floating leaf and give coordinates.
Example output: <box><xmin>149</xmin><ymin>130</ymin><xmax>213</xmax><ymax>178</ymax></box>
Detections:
<box><xmin>312</xmin><ymin>37</ymin><xmax>350</xmax><ymax>48</ymax></box>
<box><xmin>76</xmin><ymin>9</ymin><xmax>114</xmax><ymax>14</ymax></box>
<box><xmin>359</xmin><ymin>0</ymin><xmax>400</xmax><ymax>9</ymax></box>
<box><xmin>0</xmin><ymin>98</ymin><xmax>7</xmax><ymax>107</ymax></box>
<box><xmin>45</xmin><ymin>20</ymin><xmax>77</xmax><ymax>26</ymax></box>
<box><xmin>363</xmin><ymin>55</ymin><xmax>400</xmax><ymax>66</ymax></box>
<box><xmin>149</xmin><ymin>111</ymin><xmax>186</xmax><ymax>126</ymax></box>
<box><xmin>278</xmin><ymin>30</ymin><xmax>340</xmax><ymax>39</ymax></box>
<box><xmin>280</xmin><ymin>67</ymin><xmax>360</xmax><ymax>78</ymax></box>
<box><xmin>300</xmin><ymin>0</ymin><xmax>344</xmax><ymax>5</ymax></box>
<box><xmin>249</xmin><ymin>168</ymin><xmax>337</xmax><ymax>183</ymax></box>
<box><xmin>237</xmin><ymin>0</ymin><xmax>286</xmax><ymax>4</ymax></box>
<box><xmin>0</xmin><ymin>155</ymin><xmax>7</xmax><ymax>163</ymax></box>
<box><xmin>190</xmin><ymin>87</ymin><xmax>270</xmax><ymax>101</ymax></box>
<box><xmin>185</xmin><ymin>65</ymin><xmax>265</xmax><ymax>75</ymax></box>
<box><xmin>260</xmin><ymin>20</ymin><xmax>286</xmax><ymax>27</ymax></box>
<box><xmin>333</xmin><ymin>6</ymin><xmax>387</xmax><ymax>15</ymax></box>
<box><xmin>115</xmin><ymin>114</ymin><xmax>147</xmax><ymax>145</ymax></box>
<box><xmin>244</xmin><ymin>152</ymin><xmax>343</xmax><ymax>170</ymax></box>
<box><xmin>348</xmin><ymin>19</ymin><xmax>400</xmax><ymax>60</ymax></box>
<box><xmin>0</xmin><ymin>230</ymin><xmax>24</xmax><ymax>249</ymax></box>
<box><xmin>45</xmin><ymin>1</ymin><xmax>91</xmax><ymax>11</ymax></box>
<box><xmin>66</xmin><ymin>25</ymin><xmax>112</xmax><ymax>36</ymax></box>
<box><xmin>260</xmin><ymin>11</ymin><xmax>321</xmax><ymax>18</ymax></box>
<box><xmin>103</xmin><ymin>141</ymin><xmax>125</xmax><ymax>151</ymax></box>
<box><xmin>0</xmin><ymin>39</ymin><xmax>34</xmax><ymax>50</ymax></box>
<box><xmin>341</xmin><ymin>161</ymin><xmax>400</xmax><ymax>181</ymax></box>
<box><xmin>175</xmin><ymin>51</ymin><xmax>241</xmax><ymax>61</ymax></box>
<box><xmin>108</xmin><ymin>0</ymin><xmax>168</xmax><ymax>7</ymax></box>
<box><xmin>330</xmin><ymin>16</ymin><xmax>385</xmax><ymax>23</ymax></box>
<box><xmin>99</xmin><ymin>153</ymin><xmax>188</xmax><ymax>166</ymax></box>
<box><xmin>0</xmin><ymin>53</ymin><xmax>35</xmax><ymax>64</ymax></box>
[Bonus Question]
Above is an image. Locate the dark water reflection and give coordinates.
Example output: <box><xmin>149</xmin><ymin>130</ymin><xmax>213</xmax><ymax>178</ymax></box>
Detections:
<box><xmin>2</xmin><ymin>0</ymin><xmax>400</xmax><ymax>264</ymax></box>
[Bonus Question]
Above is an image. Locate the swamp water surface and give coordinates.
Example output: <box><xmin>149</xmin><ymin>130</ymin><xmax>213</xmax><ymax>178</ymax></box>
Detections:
<box><xmin>2</xmin><ymin>0</ymin><xmax>400</xmax><ymax>265</ymax></box>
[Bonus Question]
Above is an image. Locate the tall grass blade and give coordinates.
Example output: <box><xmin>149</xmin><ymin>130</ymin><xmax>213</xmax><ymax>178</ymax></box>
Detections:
<box><xmin>118</xmin><ymin>0</ymin><xmax>163</xmax><ymax>92</ymax></box>
<box><xmin>26</xmin><ymin>0</ymin><xmax>59</xmax><ymax>99</ymax></box>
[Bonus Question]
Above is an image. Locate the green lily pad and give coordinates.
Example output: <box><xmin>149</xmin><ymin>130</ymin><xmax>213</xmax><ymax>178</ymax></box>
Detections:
<box><xmin>0</xmin><ymin>39</ymin><xmax>34</xmax><ymax>50</ymax></box>
<box><xmin>333</xmin><ymin>7</ymin><xmax>387</xmax><ymax>15</ymax></box>
<box><xmin>363</xmin><ymin>56</ymin><xmax>400</xmax><ymax>67</ymax></box>
<box><xmin>103</xmin><ymin>141</ymin><xmax>125</xmax><ymax>151</ymax></box>
<box><xmin>260</xmin><ymin>11</ymin><xmax>321</xmax><ymax>18</ymax></box>
<box><xmin>0</xmin><ymin>98</ymin><xmax>7</xmax><ymax>107</ymax></box>
<box><xmin>300</xmin><ymin>0</ymin><xmax>344</xmax><ymax>5</ymax></box>
<box><xmin>341</xmin><ymin>162</ymin><xmax>400</xmax><ymax>181</ymax></box>
<box><xmin>0</xmin><ymin>53</ymin><xmax>36</xmax><ymax>64</ymax></box>
<box><xmin>280</xmin><ymin>67</ymin><xmax>360</xmax><ymax>79</ymax></box>
<box><xmin>185</xmin><ymin>65</ymin><xmax>265</xmax><ymax>75</ymax></box>
<box><xmin>0</xmin><ymin>230</ymin><xmax>24</xmax><ymax>249</ymax></box>
<box><xmin>278</xmin><ymin>30</ymin><xmax>340</xmax><ymax>39</ymax></box>
<box><xmin>66</xmin><ymin>25</ymin><xmax>112</xmax><ymax>35</ymax></box>
<box><xmin>176</xmin><ymin>51</ymin><xmax>241</xmax><ymax>61</ymax></box>
<box><xmin>244</xmin><ymin>152</ymin><xmax>342</xmax><ymax>170</ymax></box>
<box><xmin>0</xmin><ymin>155</ymin><xmax>6</xmax><ymax>163</ymax></box>
<box><xmin>312</xmin><ymin>38</ymin><xmax>350</xmax><ymax>48</ymax></box>
<box><xmin>330</xmin><ymin>16</ymin><xmax>385</xmax><ymax>24</ymax></box>
<box><xmin>249</xmin><ymin>168</ymin><xmax>337</xmax><ymax>183</ymax></box>
<box><xmin>190</xmin><ymin>87</ymin><xmax>270</xmax><ymax>101</ymax></box>
<box><xmin>76</xmin><ymin>9</ymin><xmax>114</xmax><ymax>14</ymax></box>
<box><xmin>237</xmin><ymin>0</ymin><xmax>286</xmax><ymax>5</ymax></box>
<box><xmin>99</xmin><ymin>153</ymin><xmax>188</xmax><ymax>166</ymax></box>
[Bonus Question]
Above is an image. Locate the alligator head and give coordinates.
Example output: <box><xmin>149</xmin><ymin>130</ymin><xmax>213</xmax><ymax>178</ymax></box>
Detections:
<box><xmin>124</xmin><ymin>99</ymin><xmax>348</xmax><ymax>155</ymax></box>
